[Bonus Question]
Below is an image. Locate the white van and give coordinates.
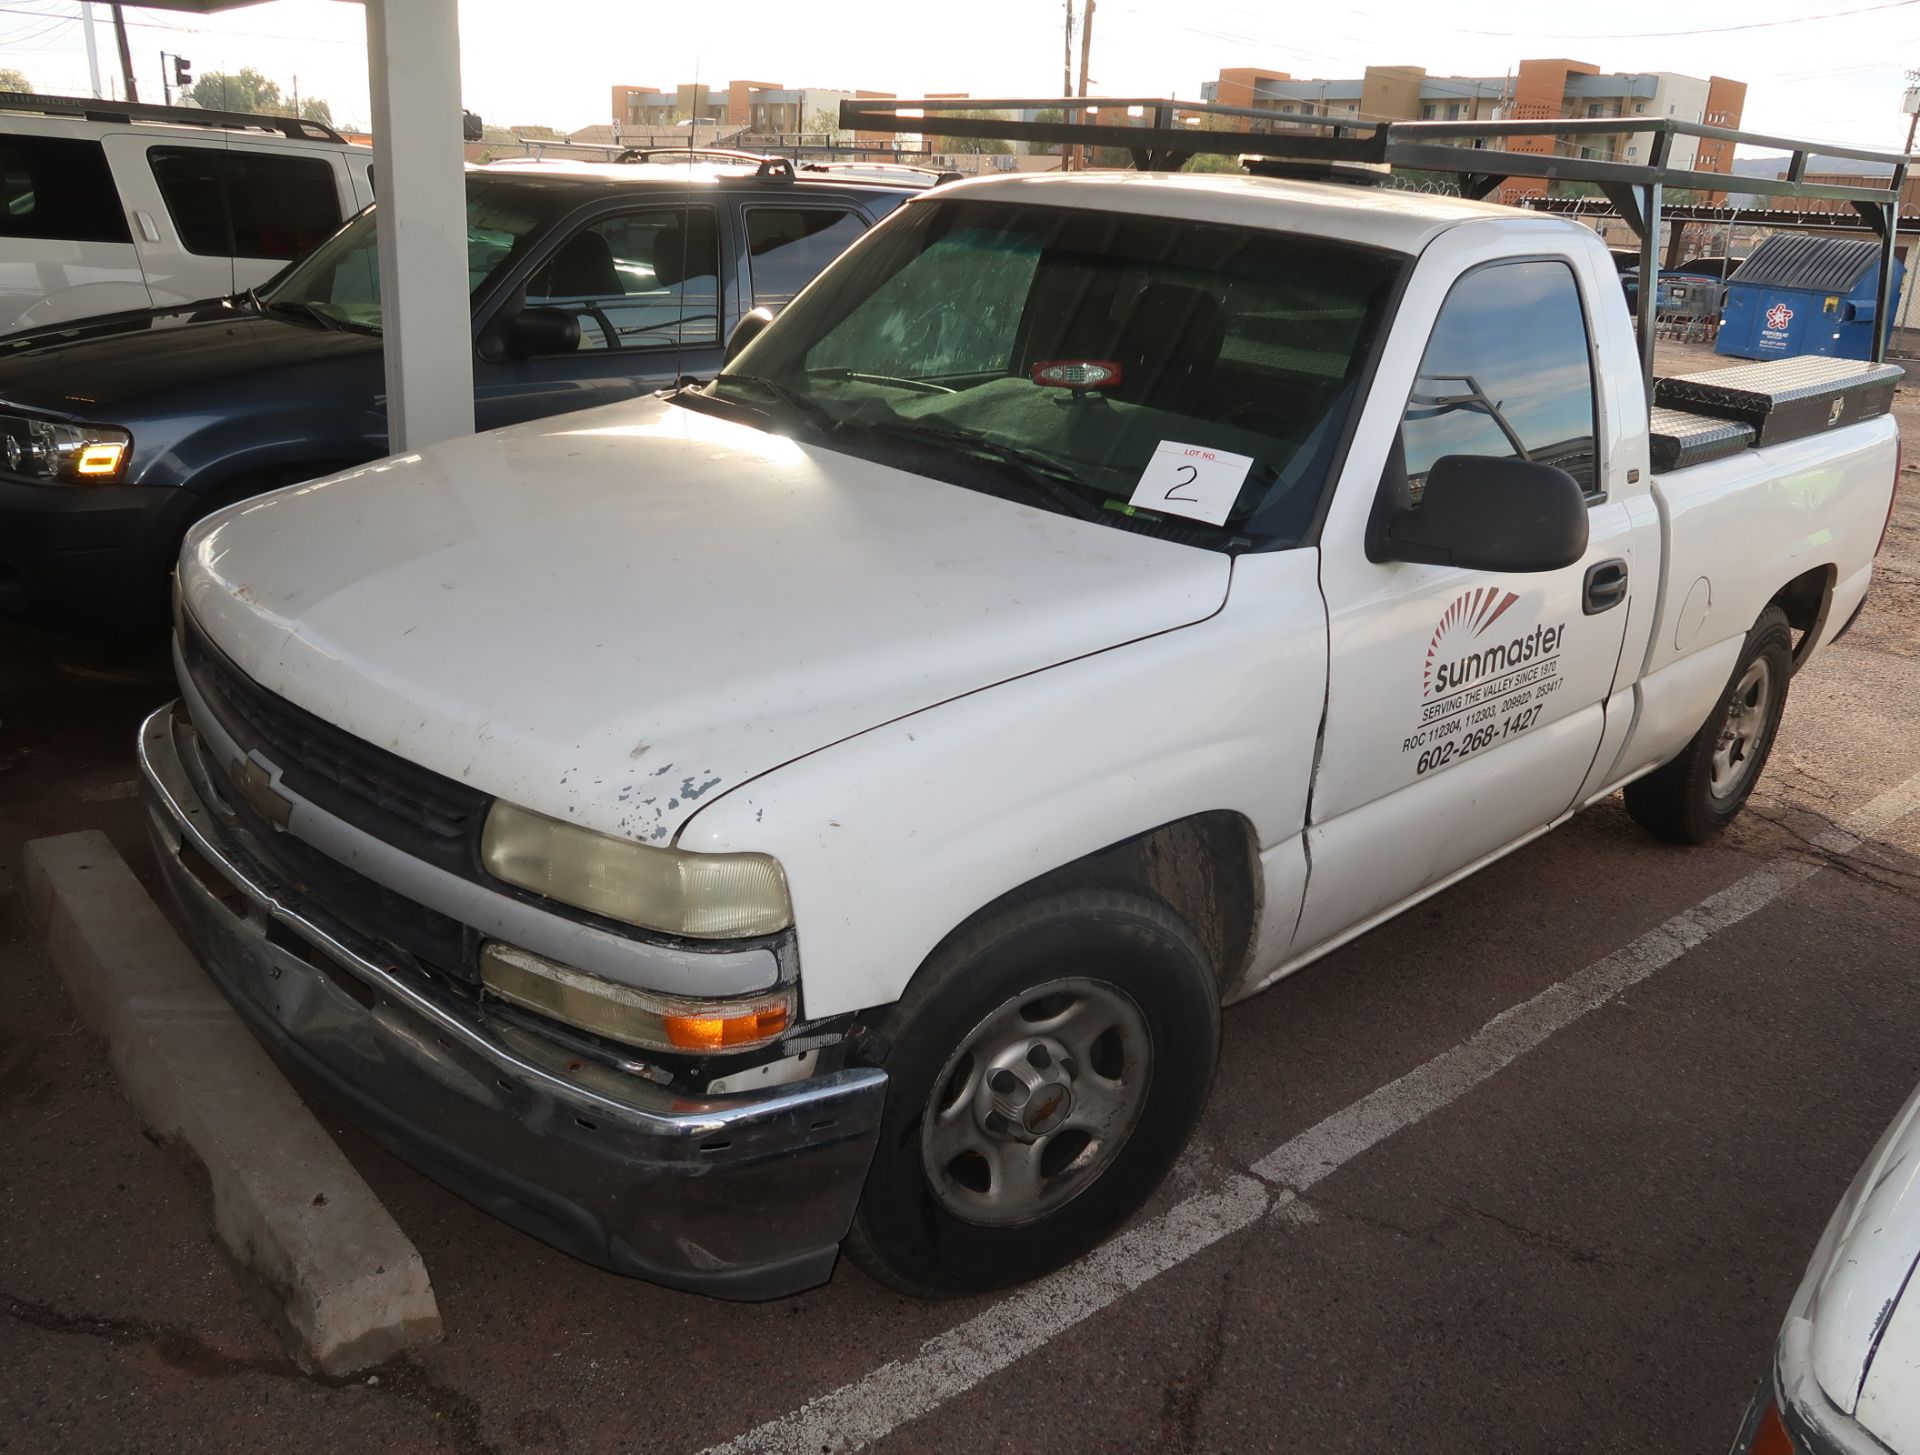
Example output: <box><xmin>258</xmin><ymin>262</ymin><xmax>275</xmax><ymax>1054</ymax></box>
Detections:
<box><xmin>0</xmin><ymin>93</ymin><xmax>373</xmax><ymax>335</ymax></box>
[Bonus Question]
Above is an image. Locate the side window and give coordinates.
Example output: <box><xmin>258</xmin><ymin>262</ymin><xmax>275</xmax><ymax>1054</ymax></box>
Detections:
<box><xmin>808</xmin><ymin>221</ymin><xmax>1041</xmax><ymax>380</ymax></box>
<box><xmin>1400</xmin><ymin>260</ymin><xmax>1600</xmax><ymax>496</ymax></box>
<box><xmin>744</xmin><ymin>207</ymin><xmax>865</xmax><ymax>311</ymax></box>
<box><xmin>0</xmin><ymin>136</ymin><xmax>130</xmax><ymax>244</ymax></box>
<box><xmin>147</xmin><ymin>147</ymin><xmax>342</xmax><ymax>259</ymax></box>
<box><xmin>523</xmin><ymin>206</ymin><xmax>718</xmax><ymax>352</ymax></box>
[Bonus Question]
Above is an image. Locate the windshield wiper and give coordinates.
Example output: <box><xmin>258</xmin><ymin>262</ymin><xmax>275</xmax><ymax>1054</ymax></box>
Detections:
<box><xmin>839</xmin><ymin>418</ymin><xmax>1108</xmax><ymax>525</ymax></box>
<box><xmin>265</xmin><ymin>298</ymin><xmax>344</xmax><ymax>332</ymax></box>
<box><xmin>707</xmin><ymin>372</ymin><xmax>839</xmax><ymax>439</ymax></box>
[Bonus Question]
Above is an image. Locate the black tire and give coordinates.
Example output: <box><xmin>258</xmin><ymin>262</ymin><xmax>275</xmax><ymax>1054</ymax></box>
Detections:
<box><xmin>844</xmin><ymin>884</ymin><xmax>1219</xmax><ymax>1299</ymax></box>
<box><xmin>1624</xmin><ymin>604</ymin><xmax>1794</xmax><ymax>844</ymax></box>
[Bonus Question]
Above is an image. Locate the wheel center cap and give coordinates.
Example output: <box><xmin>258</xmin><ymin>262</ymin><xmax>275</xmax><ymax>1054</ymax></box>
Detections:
<box><xmin>1024</xmin><ymin>1085</ymin><xmax>1072</xmax><ymax>1136</ymax></box>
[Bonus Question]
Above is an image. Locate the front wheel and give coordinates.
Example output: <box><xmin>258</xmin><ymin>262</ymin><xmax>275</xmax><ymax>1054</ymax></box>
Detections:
<box><xmin>1624</xmin><ymin>604</ymin><xmax>1794</xmax><ymax>844</ymax></box>
<box><xmin>844</xmin><ymin>885</ymin><xmax>1219</xmax><ymax>1298</ymax></box>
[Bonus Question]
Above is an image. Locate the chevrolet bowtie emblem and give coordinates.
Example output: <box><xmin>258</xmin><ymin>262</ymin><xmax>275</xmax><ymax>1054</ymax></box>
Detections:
<box><xmin>233</xmin><ymin>757</ymin><xmax>294</xmax><ymax>831</ymax></box>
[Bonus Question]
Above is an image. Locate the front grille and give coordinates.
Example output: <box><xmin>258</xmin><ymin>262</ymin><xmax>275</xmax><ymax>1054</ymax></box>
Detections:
<box><xmin>181</xmin><ymin>617</ymin><xmax>490</xmax><ymax>878</ymax></box>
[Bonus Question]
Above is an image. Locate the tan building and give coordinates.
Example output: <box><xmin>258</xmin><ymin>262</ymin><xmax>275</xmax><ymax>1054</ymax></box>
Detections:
<box><xmin>1202</xmin><ymin>61</ymin><xmax>1747</xmax><ymax>202</ymax></box>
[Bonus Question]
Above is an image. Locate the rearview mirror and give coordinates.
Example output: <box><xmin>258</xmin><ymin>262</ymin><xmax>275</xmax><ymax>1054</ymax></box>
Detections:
<box><xmin>504</xmin><ymin>306</ymin><xmax>580</xmax><ymax>360</ymax></box>
<box><xmin>1380</xmin><ymin>455</ymin><xmax>1589</xmax><ymax>573</ymax></box>
<box><xmin>725</xmin><ymin>306</ymin><xmax>777</xmax><ymax>364</ymax></box>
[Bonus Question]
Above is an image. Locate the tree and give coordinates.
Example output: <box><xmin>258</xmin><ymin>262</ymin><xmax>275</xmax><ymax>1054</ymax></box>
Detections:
<box><xmin>0</xmin><ymin>67</ymin><xmax>30</xmax><ymax>94</ymax></box>
<box><xmin>929</xmin><ymin>110</ymin><xmax>1012</xmax><ymax>156</ymax></box>
<box><xmin>805</xmin><ymin>107</ymin><xmax>841</xmax><ymax>142</ymax></box>
<box><xmin>1025</xmin><ymin>107</ymin><xmax>1064</xmax><ymax>156</ymax></box>
<box><xmin>192</xmin><ymin>68</ymin><xmax>282</xmax><ymax>113</ymax></box>
<box><xmin>1183</xmin><ymin>152</ymin><xmax>1240</xmax><ymax>173</ymax></box>
<box><xmin>188</xmin><ymin>67</ymin><xmax>333</xmax><ymax>125</ymax></box>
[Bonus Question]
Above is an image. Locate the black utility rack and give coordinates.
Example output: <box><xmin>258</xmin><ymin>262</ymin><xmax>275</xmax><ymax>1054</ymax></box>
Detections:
<box><xmin>838</xmin><ymin>96</ymin><xmax>1910</xmax><ymax>403</ymax></box>
<box><xmin>0</xmin><ymin>90</ymin><xmax>347</xmax><ymax>144</ymax></box>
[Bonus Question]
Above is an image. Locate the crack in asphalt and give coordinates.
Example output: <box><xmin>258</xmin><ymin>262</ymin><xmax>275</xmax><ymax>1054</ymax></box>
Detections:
<box><xmin>0</xmin><ymin>1292</ymin><xmax>508</xmax><ymax>1455</ymax></box>
<box><xmin>1151</xmin><ymin>1253</ymin><xmax>1239</xmax><ymax>1454</ymax></box>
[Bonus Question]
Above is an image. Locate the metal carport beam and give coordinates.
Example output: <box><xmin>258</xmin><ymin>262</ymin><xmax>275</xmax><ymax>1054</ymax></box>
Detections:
<box><xmin>129</xmin><ymin>0</ymin><xmax>476</xmax><ymax>452</ymax></box>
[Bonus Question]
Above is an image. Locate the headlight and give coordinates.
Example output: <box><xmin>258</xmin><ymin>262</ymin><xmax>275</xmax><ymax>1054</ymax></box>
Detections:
<box><xmin>0</xmin><ymin>410</ymin><xmax>132</xmax><ymax>483</ymax></box>
<box><xmin>481</xmin><ymin>800</ymin><xmax>791</xmax><ymax>939</ymax></box>
<box><xmin>479</xmin><ymin>942</ymin><xmax>793</xmax><ymax>1053</ymax></box>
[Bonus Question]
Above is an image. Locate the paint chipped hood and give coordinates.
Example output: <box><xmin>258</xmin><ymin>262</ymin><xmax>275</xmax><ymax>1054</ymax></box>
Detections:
<box><xmin>1791</xmin><ymin>1077</ymin><xmax>1920</xmax><ymax>1447</ymax></box>
<box><xmin>180</xmin><ymin>394</ymin><xmax>1230</xmax><ymax>844</ymax></box>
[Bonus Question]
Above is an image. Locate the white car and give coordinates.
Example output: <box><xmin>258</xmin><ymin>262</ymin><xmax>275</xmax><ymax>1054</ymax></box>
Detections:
<box><xmin>0</xmin><ymin>92</ymin><xmax>372</xmax><ymax>334</ymax></box>
<box><xmin>141</xmin><ymin>166</ymin><xmax>1902</xmax><ymax>1302</ymax></box>
<box><xmin>1733</xmin><ymin>1082</ymin><xmax>1920</xmax><ymax>1454</ymax></box>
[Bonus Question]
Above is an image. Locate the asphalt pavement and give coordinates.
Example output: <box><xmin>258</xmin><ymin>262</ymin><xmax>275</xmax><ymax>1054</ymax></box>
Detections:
<box><xmin>3</xmin><ymin>342</ymin><xmax>1918</xmax><ymax>1454</ymax></box>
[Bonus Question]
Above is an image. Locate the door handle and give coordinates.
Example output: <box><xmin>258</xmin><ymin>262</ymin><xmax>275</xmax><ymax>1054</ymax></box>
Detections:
<box><xmin>133</xmin><ymin>209</ymin><xmax>160</xmax><ymax>243</ymax></box>
<box><xmin>1583</xmin><ymin>558</ymin><xmax>1629</xmax><ymax>615</ymax></box>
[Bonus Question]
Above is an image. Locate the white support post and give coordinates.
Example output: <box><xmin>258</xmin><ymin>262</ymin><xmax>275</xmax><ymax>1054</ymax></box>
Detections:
<box><xmin>363</xmin><ymin>0</ymin><xmax>474</xmax><ymax>452</ymax></box>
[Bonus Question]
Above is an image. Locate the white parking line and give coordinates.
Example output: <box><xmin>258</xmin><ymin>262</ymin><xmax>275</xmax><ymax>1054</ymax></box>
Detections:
<box><xmin>705</xmin><ymin>773</ymin><xmax>1920</xmax><ymax>1455</ymax></box>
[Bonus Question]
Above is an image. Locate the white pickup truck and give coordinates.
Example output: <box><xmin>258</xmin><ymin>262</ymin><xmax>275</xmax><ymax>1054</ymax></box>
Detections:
<box><xmin>140</xmin><ymin>170</ymin><xmax>1903</xmax><ymax>1302</ymax></box>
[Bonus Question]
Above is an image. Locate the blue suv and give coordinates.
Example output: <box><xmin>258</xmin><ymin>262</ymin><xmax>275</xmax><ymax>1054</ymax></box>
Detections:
<box><xmin>0</xmin><ymin>153</ymin><xmax>935</xmax><ymax>631</ymax></box>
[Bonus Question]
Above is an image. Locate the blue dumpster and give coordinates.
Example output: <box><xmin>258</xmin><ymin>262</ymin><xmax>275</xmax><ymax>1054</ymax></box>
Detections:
<box><xmin>1717</xmin><ymin>234</ymin><xmax>1903</xmax><ymax>361</ymax></box>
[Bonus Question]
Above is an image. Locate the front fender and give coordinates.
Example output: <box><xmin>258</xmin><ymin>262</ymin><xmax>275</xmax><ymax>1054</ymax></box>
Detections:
<box><xmin>673</xmin><ymin>549</ymin><xmax>1329</xmax><ymax>1020</ymax></box>
<box><xmin>141</xmin><ymin>399</ymin><xmax>387</xmax><ymax>494</ymax></box>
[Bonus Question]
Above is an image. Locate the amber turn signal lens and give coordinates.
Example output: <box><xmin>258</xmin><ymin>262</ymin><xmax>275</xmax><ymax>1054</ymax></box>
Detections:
<box><xmin>479</xmin><ymin>942</ymin><xmax>794</xmax><ymax>1056</ymax></box>
<box><xmin>662</xmin><ymin>1002</ymin><xmax>792</xmax><ymax>1051</ymax></box>
<box><xmin>75</xmin><ymin>442</ymin><xmax>128</xmax><ymax>476</ymax></box>
<box><xmin>1749</xmin><ymin>1398</ymin><xmax>1796</xmax><ymax>1455</ymax></box>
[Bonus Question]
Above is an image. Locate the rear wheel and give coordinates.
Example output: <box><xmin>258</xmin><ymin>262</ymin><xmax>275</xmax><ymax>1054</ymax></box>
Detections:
<box><xmin>1624</xmin><ymin>605</ymin><xmax>1793</xmax><ymax>843</ymax></box>
<box><xmin>844</xmin><ymin>884</ymin><xmax>1219</xmax><ymax>1298</ymax></box>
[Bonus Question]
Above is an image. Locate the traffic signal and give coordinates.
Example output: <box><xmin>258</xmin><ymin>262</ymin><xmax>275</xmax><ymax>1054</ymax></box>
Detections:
<box><xmin>461</xmin><ymin>109</ymin><xmax>483</xmax><ymax>142</ymax></box>
<box><xmin>172</xmin><ymin>55</ymin><xmax>192</xmax><ymax>89</ymax></box>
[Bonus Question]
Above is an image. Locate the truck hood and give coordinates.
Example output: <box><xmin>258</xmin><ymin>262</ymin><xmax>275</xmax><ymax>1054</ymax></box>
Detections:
<box><xmin>1801</xmin><ymin>1079</ymin><xmax>1920</xmax><ymax>1446</ymax></box>
<box><xmin>181</xmin><ymin>394</ymin><xmax>1230</xmax><ymax>845</ymax></box>
<box><xmin>0</xmin><ymin>300</ymin><xmax>377</xmax><ymax>418</ymax></box>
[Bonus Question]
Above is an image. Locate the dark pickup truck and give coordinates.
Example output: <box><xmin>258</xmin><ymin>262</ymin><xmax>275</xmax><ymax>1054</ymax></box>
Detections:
<box><xmin>0</xmin><ymin>154</ymin><xmax>935</xmax><ymax>631</ymax></box>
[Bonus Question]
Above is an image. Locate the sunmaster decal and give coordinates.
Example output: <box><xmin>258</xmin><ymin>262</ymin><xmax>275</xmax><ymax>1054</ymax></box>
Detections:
<box><xmin>1402</xmin><ymin>587</ymin><xmax>1568</xmax><ymax>776</ymax></box>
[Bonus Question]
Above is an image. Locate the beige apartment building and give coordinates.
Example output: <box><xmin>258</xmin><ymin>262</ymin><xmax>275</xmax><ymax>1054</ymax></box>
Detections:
<box><xmin>1204</xmin><ymin>61</ymin><xmax>1747</xmax><ymax>201</ymax></box>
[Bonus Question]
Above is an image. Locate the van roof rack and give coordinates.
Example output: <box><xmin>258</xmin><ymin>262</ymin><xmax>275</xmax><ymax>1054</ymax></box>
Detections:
<box><xmin>839</xmin><ymin>95</ymin><xmax>1912</xmax><ymax>378</ymax></box>
<box><xmin>0</xmin><ymin>90</ymin><xmax>347</xmax><ymax>144</ymax></box>
<box><xmin>614</xmin><ymin>145</ymin><xmax>796</xmax><ymax>178</ymax></box>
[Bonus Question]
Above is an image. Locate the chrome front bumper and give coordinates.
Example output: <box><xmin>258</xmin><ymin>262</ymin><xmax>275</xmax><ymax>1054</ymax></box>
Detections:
<box><xmin>138</xmin><ymin>701</ymin><xmax>888</xmax><ymax>1301</ymax></box>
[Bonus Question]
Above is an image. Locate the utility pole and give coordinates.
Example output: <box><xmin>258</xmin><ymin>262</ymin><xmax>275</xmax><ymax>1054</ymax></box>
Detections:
<box><xmin>1076</xmin><ymin>0</ymin><xmax>1095</xmax><ymax>170</ymax></box>
<box><xmin>80</xmin><ymin>2</ymin><xmax>103</xmax><ymax>98</ymax></box>
<box><xmin>160</xmin><ymin>51</ymin><xmax>170</xmax><ymax>106</ymax></box>
<box><xmin>110</xmin><ymin>4</ymin><xmax>138</xmax><ymax>103</ymax></box>
<box><xmin>1904</xmin><ymin>69</ymin><xmax>1920</xmax><ymax>155</ymax></box>
<box><xmin>1061</xmin><ymin>0</ymin><xmax>1075</xmax><ymax>171</ymax></box>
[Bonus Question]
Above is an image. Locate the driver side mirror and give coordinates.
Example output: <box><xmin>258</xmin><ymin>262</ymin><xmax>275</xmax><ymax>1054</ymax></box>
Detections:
<box><xmin>725</xmin><ymin>306</ymin><xmax>777</xmax><ymax>364</ymax></box>
<box><xmin>502</xmin><ymin>306</ymin><xmax>581</xmax><ymax>360</ymax></box>
<box><xmin>479</xmin><ymin>304</ymin><xmax>580</xmax><ymax>363</ymax></box>
<box><xmin>1378</xmin><ymin>455</ymin><xmax>1589</xmax><ymax>573</ymax></box>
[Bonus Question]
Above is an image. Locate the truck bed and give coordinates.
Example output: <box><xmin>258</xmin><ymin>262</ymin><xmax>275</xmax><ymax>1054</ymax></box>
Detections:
<box><xmin>1649</xmin><ymin>356</ymin><xmax>1903</xmax><ymax>474</ymax></box>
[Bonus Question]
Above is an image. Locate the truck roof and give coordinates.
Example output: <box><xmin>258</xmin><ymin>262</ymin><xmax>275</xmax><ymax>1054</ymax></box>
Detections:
<box><xmin>918</xmin><ymin>170</ymin><xmax>1543</xmax><ymax>253</ymax></box>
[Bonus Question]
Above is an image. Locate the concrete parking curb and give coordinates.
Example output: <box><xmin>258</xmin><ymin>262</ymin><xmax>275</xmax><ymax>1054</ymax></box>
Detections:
<box><xmin>24</xmin><ymin>829</ymin><xmax>442</xmax><ymax>1375</ymax></box>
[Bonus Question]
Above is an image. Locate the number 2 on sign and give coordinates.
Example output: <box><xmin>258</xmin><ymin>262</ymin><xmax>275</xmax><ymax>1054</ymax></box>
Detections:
<box><xmin>1128</xmin><ymin>440</ymin><xmax>1254</xmax><ymax>526</ymax></box>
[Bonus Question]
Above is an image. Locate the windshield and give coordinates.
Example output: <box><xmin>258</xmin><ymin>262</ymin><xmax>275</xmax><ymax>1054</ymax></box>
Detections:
<box><xmin>706</xmin><ymin>197</ymin><xmax>1404</xmax><ymax>549</ymax></box>
<box><xmin>259</xmin><ymin>179</ymin><xmax>552</xmax><ymax>333</ymax></box>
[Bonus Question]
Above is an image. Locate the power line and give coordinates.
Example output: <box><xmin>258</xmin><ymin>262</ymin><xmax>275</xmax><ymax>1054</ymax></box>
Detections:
<box><xmin>1452</xmin><ymin>0</ymin><xmax>1918</xmax><ymax>40</ymax></box>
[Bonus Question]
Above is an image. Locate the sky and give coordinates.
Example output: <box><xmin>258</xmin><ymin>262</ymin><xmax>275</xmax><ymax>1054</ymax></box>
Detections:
<box><xmin>2</xmin><ymin>0</ymin><xmax>1912</xmax><ymax>153</ymax></box>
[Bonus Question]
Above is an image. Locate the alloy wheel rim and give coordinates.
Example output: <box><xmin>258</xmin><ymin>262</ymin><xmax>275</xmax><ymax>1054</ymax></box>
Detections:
<box><xmin>920</xmin><ymin>976</ymin><xmax>1152</xmax><ymax>1228</ymax></box>
<box><xmin>1709</xmin><ymin>657</ymin><xmax>1773</xmax><ymax>800</ymax></box>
